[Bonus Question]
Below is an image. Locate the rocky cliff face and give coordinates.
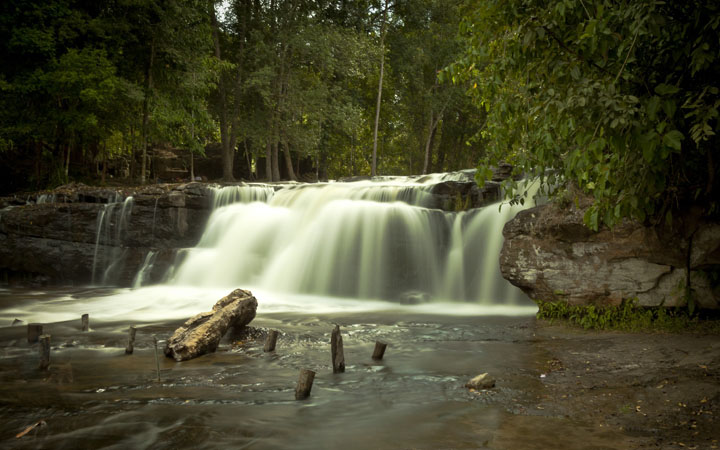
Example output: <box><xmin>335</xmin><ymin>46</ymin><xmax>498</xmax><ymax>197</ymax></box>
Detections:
<box><xmin>0</xmin><ymin>183</ymin><xmax>214</xmax><ymax>286</ymax></box>
<box><xmin>500</xmin><ymin>200</ymin><xmax>720</xmax><ymax>309</ymax></box>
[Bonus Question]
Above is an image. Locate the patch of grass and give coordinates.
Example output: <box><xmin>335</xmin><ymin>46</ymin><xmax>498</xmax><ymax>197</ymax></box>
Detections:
<box><xmin>536</xmin><ymin>299</ymin><xmax>720</xmax><ymax>333</ymax></box>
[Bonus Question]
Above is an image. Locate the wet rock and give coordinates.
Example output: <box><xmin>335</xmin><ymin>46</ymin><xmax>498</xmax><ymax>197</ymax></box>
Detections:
<box><xmin>164</xmin><ymin>289</ymin><xmax>258</xmax><ymax>362</ymax></box>
<box><xmin>500</xmin><ymin>198</ymin><xmax>720</xmax><ymax>309</ymax></box>
<box><xmin>466</xmin><ymin>373</ymin><xmax>496</xmax><ymax>389</ymax></box>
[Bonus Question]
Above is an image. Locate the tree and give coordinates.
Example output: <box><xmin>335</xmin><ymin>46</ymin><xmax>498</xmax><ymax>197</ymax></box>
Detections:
<box><xmin>447</xmin><ymin>0</ymin><xmax>720</xmax><ymax>229</ymax></box>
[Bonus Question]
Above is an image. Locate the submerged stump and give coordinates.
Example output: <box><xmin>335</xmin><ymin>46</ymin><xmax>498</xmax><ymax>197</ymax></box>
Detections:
<box><xmin>331</xmin><ymin>325</ymin><xmax>345</xmax><ymax>373</ymax></box>
<box><xmin>372</xmin><ymin>341</ymin><xmax>387</xmax><ymax>360</ymax></box>
<box><xmin>125</xmin><ymin>326</ymin><xmax>137</xmax><ymax>354</ymax></box>
<box><xmin>264</xmin><ymin>330</ymin><xmax>279</xmax><ymax>352</ymax></box>
<box><xmin>164</xmin><ymin>289</ymin><xmax>257</xmax><ymax>361</ymax></box>
<box><xmin>38</xmin><ymin>335</ymin><xmax>50</xmax><ymax>371</ymax></box>
<box><xmin>27</xmin><ymin>324</ymin><xmax>43</xmax><ymax>344</ymax></box>
<box><xmin>295</xmin><ymin>369</ymin><xmax>316</xmax><ymax>400</ymax></box>
<box><xmin>81</xmin><ymin>314</ymin><xmax>89</xmax><ymax>332</ymax></box>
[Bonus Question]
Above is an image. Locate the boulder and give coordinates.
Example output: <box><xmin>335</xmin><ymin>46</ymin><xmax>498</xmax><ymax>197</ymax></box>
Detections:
<box><xmin>500</xmin><ymin>199</ymin><xmax>720</xmax><ymax>309</ymax></box>
<box><xmin>164</xmin><ymin>289</ymin><xmax>258</xmax><ymax>361</ymax></box>
<box><xmin>465</xmin><ymin>373</ymin><xmax>496</xmax><ymax>389</ymax></box>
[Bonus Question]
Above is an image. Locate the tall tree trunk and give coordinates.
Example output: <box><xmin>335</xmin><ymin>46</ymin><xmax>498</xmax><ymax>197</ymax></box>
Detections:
<box><xmin>102</xmin><ymin>142</ymin><xmax>107</xmax><ymax>184</ymax></box>
<box><xmin>271</xmin><ymin>141</ymin><xmax>281</xmax><ymax>181</ymax></box>
<box><xmin>265</xmin><ymin>141</ymin><xmax>273</xmax><ymax>181</ymax></box>
<box><xmin>372</xmin><ymin>1</ymin><xmax>388</xmax><ymax>177</ymax></box>
<box><xmin>64</xmin><ymin>140</ymin><xmax>71</xmax><ymax>182</ymax></box>
<box><xmin>141</xmin><ymin>37</ymin><xmax>156</xmax><ymax>185</ymax></box>
<box><xmin>282</xmin><ymin>140</ymin><xmax>297</xmax><ymax>181</ymax></box>
<box><xmin>211</xmin><ymin>5</ymin><xmax>235</xmax><ymax>181</ymax></box>
<box><xmin>423</xmin><ymin>110</ymin><xmax>442</xmax><ymax>175</ymax></box>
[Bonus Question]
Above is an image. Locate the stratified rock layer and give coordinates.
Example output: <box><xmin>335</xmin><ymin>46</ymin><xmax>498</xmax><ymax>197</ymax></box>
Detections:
<box><xmin>0</xmin><ymin>182</ymin><xmax>213</xmax><ymax>285</ymax></box>
<box><xmin>164</xmin><ymin>289</ymin><xmax>257</xmax><ymax>361</ymax></box>
<box><xmin>500</xmin><ymin>200</ymin><xmax>720</xmax><ymax>309</ymax></box>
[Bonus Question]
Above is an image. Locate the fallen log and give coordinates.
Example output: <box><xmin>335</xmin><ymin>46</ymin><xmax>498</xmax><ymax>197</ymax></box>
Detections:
<box><xmin>164</xmin><ymin>289</ymin><xmax>257</xmax><ymax>362</ymax></box>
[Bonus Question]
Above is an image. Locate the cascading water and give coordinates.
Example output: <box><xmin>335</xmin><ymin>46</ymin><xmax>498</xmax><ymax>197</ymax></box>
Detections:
<box><xmin>91</xmin><ymin>196</ymin><xmax>134</xmax><ymax>285</ymax></box>
<box><xmin>169</xmin><ymin>177</ymin><xmax>539</xmax><ymax>305</ymax></box>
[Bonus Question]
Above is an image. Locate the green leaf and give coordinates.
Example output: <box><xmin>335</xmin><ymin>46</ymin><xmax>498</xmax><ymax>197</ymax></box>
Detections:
<box><xmin>647</xmin><ymin>96</ymin><xmax>660</xmax><ymax>121</ymax></box>
<box><xmin>662</xmin><ymin>130</ymin><xmax>683</xmax><ymax>151</ymax></box>
<box><xmin>655</xmin><ymin>84</ymin><xmax>679</xmax><ymax>96</ymax></box>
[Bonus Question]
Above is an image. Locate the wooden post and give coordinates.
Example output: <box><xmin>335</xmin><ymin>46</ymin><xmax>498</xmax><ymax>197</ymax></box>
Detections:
<box><xmin>264</xmin><ymin>330</ymin><xmax>279</xmax><ymax>352</ymax></box>
<box><xmin>81</xmin><ymin>314</ymin><xmax>89</xmax><ymax>332</ymax></box>
<box><xmin>372</xmin><ymin>341</ymin><xmax>387</xmax><ymax>360</ymax></box>
<box><xmin>27</xmin><ymin>324</ymin><xmax>43</xmax><ymax>343</ymax></box>
<box><xmin>38</xmin><ymin>335</ymin><xmax>50</xmax><ymax>370</ymax></box>
<box><xmin>295</xmin><ymin>369</ymin><xmax>316</xmax><ymax>400</ymax></box>
<box><xmin>125</xmin><ymin>326</ymin><xmax>137</xmax><ymax>354</ymax></box>
<box><xmin>153</xmin><ymin>336</ymin><xmax>161</xmax><ymax>382</ymax></box>
<box><xmin>331</xmin><ymin>325</ymin><xmax>345</xmax><ymax>373</ymax></box>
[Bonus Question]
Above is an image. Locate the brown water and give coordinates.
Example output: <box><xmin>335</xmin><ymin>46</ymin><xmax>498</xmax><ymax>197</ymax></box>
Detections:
<box><xmin>0</xmin><ymin>288</ymin><xmax>632</xmax><ymax>449</ymax></box>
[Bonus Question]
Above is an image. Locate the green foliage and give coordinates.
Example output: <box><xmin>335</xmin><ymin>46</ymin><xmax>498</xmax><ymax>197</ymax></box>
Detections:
<box><xmin>447</xmin><ymin>0</ymin><xmax>720</xmax><ymax>229</ymax></box>
<box><xmin>536</xmin><ymin>299</ymin><xmax>720</xmax><ymax>332</ymax></box>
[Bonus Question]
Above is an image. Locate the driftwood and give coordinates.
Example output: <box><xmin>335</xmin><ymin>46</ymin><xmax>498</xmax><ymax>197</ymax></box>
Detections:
<box><xmin>164</xmin><ymin>289</ymin><xmax>257</xmax><ymax>361</ymax></box>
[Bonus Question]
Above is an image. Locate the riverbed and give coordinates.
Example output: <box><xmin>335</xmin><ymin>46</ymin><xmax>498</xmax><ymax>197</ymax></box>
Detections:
<box><xmin>0</xmin><ymin>287</ymin><xmax>717</xmax><ymax>449</ymax></box>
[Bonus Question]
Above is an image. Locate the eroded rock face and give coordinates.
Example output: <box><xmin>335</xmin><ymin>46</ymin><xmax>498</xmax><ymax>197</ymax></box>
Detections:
<box><xmin>500</xmin><ymin>201</ymin><xmax>720</xmax><ymax>309</ymax></box>
<box><xmin>0</xmin><ymin>183</ymin><xmax>215</xmax><ymax>285</ymax></box>
<box><xmin>164</xmin><ymin>289</ymin><xmax>258</xmax><ymax>361</ymax></box>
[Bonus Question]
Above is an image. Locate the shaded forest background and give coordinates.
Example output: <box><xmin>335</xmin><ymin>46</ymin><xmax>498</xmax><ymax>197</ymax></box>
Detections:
<box><xmin>2</xmin><ymin>0</ymin><xmax>718</xmax><ymax>230</ymax></box>
<box><xmin>0</xmin><ymin>0</ymin><xmax>483</xmax><ymax>194</ymax></box>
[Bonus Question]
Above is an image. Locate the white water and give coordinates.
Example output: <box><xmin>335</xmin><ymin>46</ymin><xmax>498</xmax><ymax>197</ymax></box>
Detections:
<box><xmin>91</xmin><ymin>196</ymin><xmax>134</xmax><ymax>285</ymax></box>
<box><xmin>170</xmin><ymin>178</ymin><xmax>539</xmax><ymax>305</ymax></box>
<box><xmin>0</xmin><ymin>173</ymin><xmax>542</xmax><ymax>324</ymax></box>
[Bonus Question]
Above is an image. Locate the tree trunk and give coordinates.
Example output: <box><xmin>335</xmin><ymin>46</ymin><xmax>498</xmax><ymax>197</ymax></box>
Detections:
<box><xmin>102</xmin><ymin>142</ymin><xmax>107</xmax><ymax>184</ymax></box>
<box><xmin>423</xmin><ymin>110</ymin><xmax>441</xmax><ymax>175</ymax></box>
<box><xmin>265</xmin><ymin>141</ymin><xmax>273</xmax><ymax>181</ymax></box>
<box><xmin>211</xmin><ymin>5</ymin><xmax>235</xmax><ymax>181</ymax></box>
<box><xmin>372</xmin><ymin>1</ymin><xmax>388</xmax><ymax>177</ymax></box>
<box><xmin>282</xmin><ymin>141</ymin><xmax>297</xmax><ymax>181</ymax></box>
<box><xmin>271</xmin><ymin>141</ymin><xmax>281</xmax><ymax>181</ymax></box>
<box><xmin>141</xmin><ymin>37</ymin><xmax>156</xmax><ymax>185</ymax></box>
<box><xmin>64</xmin><ymin>142</ymin><xmax>71</xmax><ymax>182</ymax></box>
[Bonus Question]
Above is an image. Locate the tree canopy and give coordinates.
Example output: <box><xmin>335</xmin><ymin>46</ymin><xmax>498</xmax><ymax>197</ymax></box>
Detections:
<box><xmin>447</xmin><ymin>0</ymin><xmax>720</xmax><ymax>229</ymax></box>
<box><xmin>0</xmin><ymin>0</ymin><xmax>484</xmax><ymax>192</ymax></box>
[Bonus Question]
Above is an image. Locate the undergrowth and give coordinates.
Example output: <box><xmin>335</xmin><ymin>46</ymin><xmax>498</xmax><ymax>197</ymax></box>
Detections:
<box><xmin>536</xmin><ymin>299</ymin><xmax>720</xmax><ymax>333</ymax></box>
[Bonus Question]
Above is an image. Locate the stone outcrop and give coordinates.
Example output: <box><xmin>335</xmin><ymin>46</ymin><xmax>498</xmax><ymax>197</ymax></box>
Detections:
<box><xmin>164</xmin><ymin>289</ymin><xmax>258</xmax><ymax>361</ymax></box>
<box><xmin>500</xmin><ymin>199</ymin><xmax>720</xmax><ymax>309</ymax></box>
<box><xmin>0</xmin><ymin>182</ymin><xmax>215</xmax><ymax>285</ymax></box>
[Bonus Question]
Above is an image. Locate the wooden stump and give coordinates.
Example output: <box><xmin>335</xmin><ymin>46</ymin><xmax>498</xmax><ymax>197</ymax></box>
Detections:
<box><xmin>125</xmin><ymin>326</ymin><xmax>137</xmax><ymax>354</ymax></box>
<box><xmin>264</xmin><ymin>330</ymin><xmax>279</xmax><ymax>352</ymax></box>
<box><xmin>295</xmin><ymin>369</ymin><xmax>316</xmax><ymax>400</ymax></box>
<box><xmin>372</xmin><ymin>341</ymin><xmax>387</xmax><ymax>360</ymax></box>
<box><xmin>38</xmin><ymin>335</ymin><xmax>50</xmax><ymax>371</ymax></box>
<box><xmin>81</xmin><ymin>314</ymin><xmax>89</xmax><ymax>332</ymax></box>
<box><xmin>27</xmin><ymin>324</ymin><xmax>43</xmax><ymax>343</ymax></box>
<box><xmin>331</xmin><ymin>325</ymin><xmax>345</xmax><ymax>373</ymax></box>
<box><xmin>153</xmin><ymin>336</ymin><xmax>161</xmax><ymax>382</ymax></box>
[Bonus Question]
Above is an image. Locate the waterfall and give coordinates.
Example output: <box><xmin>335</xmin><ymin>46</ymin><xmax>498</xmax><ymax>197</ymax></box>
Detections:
<box><xmin>91</xmin><ymin>196</ymin><xmax>134</xmax><ymax>285</ymax></box>
<box><xmin>169</xmin><ymin>177</ymin><xmax>539</xmax><ymax>304</ymax></box>
<box><xmin>132</xmin><ymin>250</ymin><xmax>157</xmax><ymax>288</ymax></box>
